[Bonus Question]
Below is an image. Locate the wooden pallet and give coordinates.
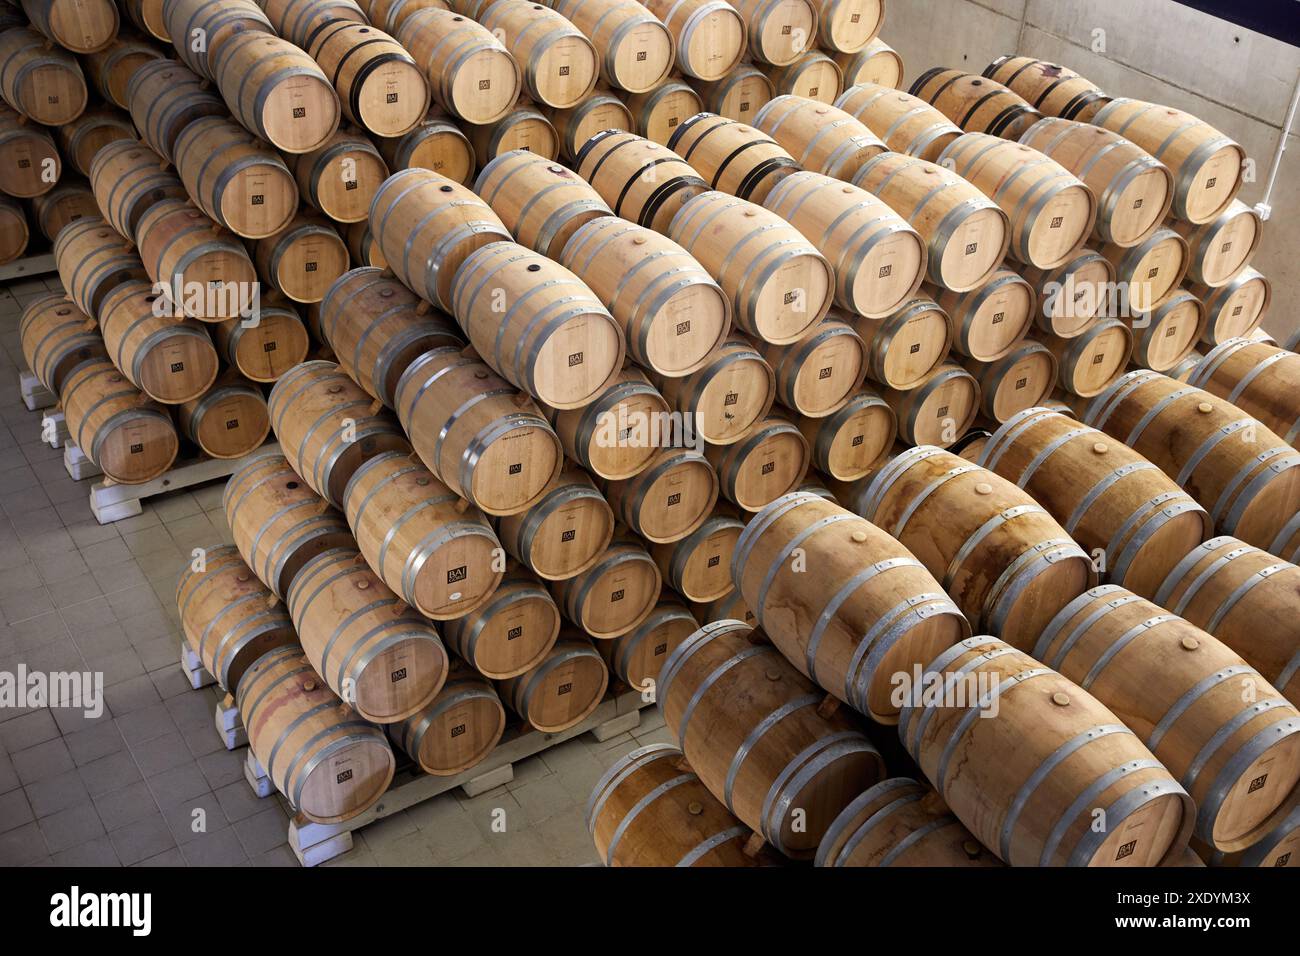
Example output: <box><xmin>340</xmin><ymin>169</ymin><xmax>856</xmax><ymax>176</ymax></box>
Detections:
<box><xmin>0</xmin><ymin>252</ymin><xmax>56</xmax><ymax>283</ymax></box>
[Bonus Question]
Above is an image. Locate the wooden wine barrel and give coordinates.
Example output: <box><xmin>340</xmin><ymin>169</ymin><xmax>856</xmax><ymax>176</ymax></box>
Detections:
<box><xmin>548</xmin><ymin>0</ymin><xmax>673</xmax><ymax>93</ymax></box>
<box><xmin>543</xmin><ymin>89</ymin><xmax>635</xmax><ymax>161</ymax></box>
<box><xmin>60</xmin><ymin>357</ymin><xmax>179</xmax><ymax>482</ymax></box>
<box><xmin>853</xmin><ymin>297</ymin><xmax>951</xmax><ymax>391</ymax></box>
<box><xmin>466</xmin><ymin>99</ymin><xmax>559</xmax><ymax>169</ymax></box>
<box><xmin>98</xmin><ymin>278</ymin><xmax>219</xmax><ymax>404</ymax></box>
<box><xmin>175</xmin><ymin>544</ymin><xmax>296</xmax><ymax>693</ymax></box>
<box><xmin>667</xmin><ymin>111</ymin><xmax>797</xmax><ymax>204</ymax></box>
<box><xmin>797</xmin><ymin>386</ymin><xmax>894</xmax><ymax>480</ymax></box>
<box><xmin>960</xmin><ymin>340</ymin><xmax>1056</xmax><ymax>423</ymax></box>
<box><xmin>302</xmin><ymin>20</ymin><xmax>429</xmax><ymax>139</ymax></box>
<box><xmin>559</xmin><ymin>216</ymin><xmax>729</xmax><ymax>376</ymax></box>
<box><xmin>396</xmin><ymin>8</ymin><xmax>522</xmax><ymax>124</ymax></box>
<box><xmin>174</xmin><ymin>116</ymin><xmax>299</xmax><ymax>239</ymax></box>
<box><xmin>85</xmin><ymin>31</ymin><xmax>165</xmax><ymax>109</ymax></box>
<box><xmin>0</xmin><ymin>193</ymin><xmax>24</xmax><ymax>261</ymax></box>
<box><xmin>177</xmin><ymin>371</ymin><xmax>271</xmax><ymax>458</ymax></box>
<box><xmin>135</xmin><ymin>198</ymin><xmax>260</xmax><ymax>323</ymax></box>
<box><xmin>379</xmin><ymin>107</ymin><xmax>474</xmax><ymax>184</ymax></box>
<box><xmin>752</xmin><ymin>316</ymin><xmax>865</xmax><ymax>418</ymax></box>
<box><xmin>54</xmin><ymin>216</ymin><xmax>148</xmax><ymax>320</ymax></box>
<box><xmin>858</xmin><ymin>443</ymin><xmax>1095</xmax><ymax>647</ymax></box>
<box><xmin>1098</xmin><ymin>225</ymin><xmax>1188</xmax><ymax>312</ymax></box>
<box><xmin>236</xmin><ymin>644</ymin><xmax>395</xmax><ymax>822</ymax></box>
<box><xmin>1019</xmin><ymin>117</ymin><xmax>1172</xmax><ymax>248</ymax></box>
<box><xmin>1081</xmin><ymin>370</ymin><xmax>1300</xmax><ymax>551</ymax></box>
<box><xmin>343</xmin><ymin>219</ymin><xmax>384</xmax><ymax>267</ymax></box>
<box><xmin>573</xmin><ymin>128</ymin><xmax>706</xmax><ymax>233</ymax></box>
<box><xmin>1091</xmin><ymin>98</ymin><xmax>1245</xmax><ymax>224</ymax></box>
<box><xmin>214</xmin><ymin>302</ymin><xmax>310</xmax><ymax>381</ymax></box>
<box><xmin>162</xmin><ymin>0</ymin><xmax>274</xmax><ymax>79</ymax></box>
<box><xmin>388</xmin><ymin>661</ymin><xmax>506</xmax><ymax>775</ymax></box>
<box><xmin>727</xmin><ymin>0</ymin><xmax>815</xmax><ymax>67</ymax></box>
<box><xmin>648</xmin><ymin>334</ymin><xmax>776</xmax><ymax>445</ymax></box>
<box><xmin>477</xmin><ymin>1</ymin><xmax>598</xmax><ymax>110</ymax></box>
<box><xmin>1188</xmin><ymin>338</ymin><xmax>1300</xmax><ymax>447</ymax></box>
<box><xmin>690</xmin><ymin>589</ymin><xmax>753</xmax><ymax>627</ymax></box>
<box><xmin>586</xmin><ymin>741</ymin><xmax>774</xmax><ymax>866</ymax></box>
<box><xmin>1130</xmin><ymin>291</ymin><xmax>1205</xmax><ymax>373</ymax></box>
<box><xmin>910</xmin><ymin>67</ymin><xmax>1041</xmax><ymax>140</ymax></box>
<box><xmin>474</xmin><ymin>150</ymin><xmax>611</xmax><ymax>259</ymax></box>
<box><xmin>623</xmin><ymin>78</ymin><xmax>703</xmax><ymax>145</ymax></box>
<box><xmin>900</xmin><ymin>636</ymin><xmax>1195</xmax><ymax>865</ymax></box>
<box><xmin>359</xmin><ymin>0</ymin><xmax>452</xmax><ymax>33</ymax></box>
<box><xmin>930</xmin><ymin>270</ymin><xmax>1034</xmax><ymax>362</ymax></box>
<box><xmin>659</xmin><ymin>618</ymin><xmax>885</xmax><ymax>855</ymax></box>
<box><xmin>1033</xmin><ymin>318</ymin><xmax>1132</xmax><ymax>398</ymax></box>
<box><xmin>596</xmin><ymin>597</ymin><xmax>696</xmax><ymax>693</ymax></box>
<box><xmin>752</xmin><ymin>94</ymin><xmax>885</xmax><ymax>181</ymax></box>
<box><xmin>126</xmin><ymin>58</ymin><xmax>226</xmax><ymax>163</ymax></box>
<box><xmin>224</xmin><ymin>451</ymin><xmax>355</xmax><ymax>597</ymax></box>
<box><xmin>251</xmin><ymin>212</ymin><xmax>349</xmax><ymax>304</ymax></box>
<box><xmin>982</xmin><ymin>55</ymin><xmax>1111</xmax><ymax>123</ymax></box>
<box><xmin>260</xmin><ymin>0</ymin><xmax>366</xmax><ymax>46</ymax></box>
<box><xmin>268</xmin><ymin>360</ymin><xmax>411</xmax><ymax>506</ymax></box>
<box><xmin>1194</xmin><ymin>267</ymin><xmax>1270</xmax><ymax>347</ymax></box>
<box><xmin>696</xmin><ymin>62</ymin><xmax>772</xmax><ymax>122</ymax></box>
<box><xmin>88</xmin><ymin>139</ymin><xmax>188</xmax><ymax>242</ymax></box>
<box><xmin>832</xmin><ymin>37</ymin><xmax>900</xmax><ymax>89</ymax></box>
<box><xmin>939</xmin><ymin>132</ymin><xmax>1097</xmax><ymax>270</ymax></box>
<box><xmin>393</xmin><ymin>346</ymin><xmax>563</xmax><ymax>515</ymax></box>
<box><xmin>816</xmin><ymin>777</ymin><xmax>1002</xmax><ymax>867</ymax></box>
<box><xmin>650</xmin><ymin>507</ymin><xmax>744</xmax><ymax>602</ymax></box>
<box><xmin>57</xmin><ymin>106</ymin><xmax>135</xmax><ymax>178</ymax></box>
<box><xmin>368</xmin><ymin>166</ymin><xmax>511</xmax><ymax>311</ymax></box>
<box><xmin>601</xmin><ymin>448</ymin><xmax>718</xmax><ymax>544</ymax></box>
<box><xmin>1039</xmin><ymin>584</ymin><xmax>1300</xmax><ymax>851</ymax></box>
<box><xmin>1020</xmin><ymin>246</ymin><xmax>1115</xmax><ymax>338</ymax></box>
<box><xmin>122</xmin><ymin>0</ymin><xmax>170</xmax><ymax>40</ymax></box>
<box><xmin>0</xmin><ymin>105</ymin><xmax>59</xmax><ymax>199</ymax></box>
<box><xmin>497</xmin><ymin>631</ymin><xmax>608</xmax><ymax>731</ymax></box>
<box><xmin>767</xmin><ymin>50</ymin><xmax>841</xmax><ymax>104</ymax></box>
<box><xmin>1171</xmin><ymin>199</ymin><xmax>1261</xmax><ymax>288</ymax></box>
<box><xmin>544</xmin><ymin>366</ymin><xmax>669</xmax><ymax>480</ymax></box>
<box><xmin>494</xmin><ymin>465</ymin><xmax>614</xmax><ymax>581</ymax></box>
<box><xmin>0</xmin><ymin>27</ymin><xmax>88</xmax><ymax>125</ymax></box>
<box><xmin>290</xmin><ymin>129</ymin><xmax>389</xmax><ymax>224</ymax></box>
<box><xmin>813</xmin><ymin>0</ymin><xmax>880</xmax><ymax>53</ymax></box>
<box><xmin>549</xmin><ymin>536</ymin><xmax>660</xmax><ymax>638</ymax></box>
<box><xmin>342</xmin><ymin>449</ymin><xmax>504</xmax><ymax>619</ymax></box>
<box><xmin>639</xmin><ymin>4</ymin><xmax>740</xmax><ymax>82</ymax></box>
<box><xmin>20</xmin><ymin>294</ymin><xmax>107</xmax><ymax>396</ymax></box>
<box><xmin>834</xmin><ymin>83</ymin><xmax>962</xmax><ymax>162</ymax></box>
<box><xmin>1195</xmin><ymin>794</ymin><xmax>1300</xmax><ymax>868</ymax></box>
<box><xmin>879</xmin><ymin>362</ymin><xmax>978</xmax><ymax>447</ymax></box>
<box><xmin>440</xmin><ymin>564</ymin><xmax>560</xmax><ymax>679</ymax></box>
<box><xmin>318</xmin><ymin>266</ymin><xmax>462</xmax><ymax>406</ymax></box>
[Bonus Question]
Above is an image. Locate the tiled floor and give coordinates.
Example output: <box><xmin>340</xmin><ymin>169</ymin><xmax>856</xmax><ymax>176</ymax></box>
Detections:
<box><xmin>0</xmin><ymin>274</ymin><xmax>671</xmax><ymax>867</ymax></box>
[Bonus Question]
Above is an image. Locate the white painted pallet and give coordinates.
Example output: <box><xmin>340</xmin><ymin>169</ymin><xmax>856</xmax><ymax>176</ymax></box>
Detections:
<box><xmin>63</xmin><ymin>441</ymin><xmax>102</xmax><ymax>481</ymax></box>
<box><xmin>20</xmin><ymin>369</ymin><xmax>56</xmax><ymax>412</ymax></box>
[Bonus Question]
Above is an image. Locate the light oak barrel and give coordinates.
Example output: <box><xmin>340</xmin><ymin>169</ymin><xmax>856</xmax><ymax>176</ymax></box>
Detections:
<box><xmin>1019</xmin><ymin>117</ymin><xmax>1172</xmax><ymax>248</ymax></box>
<box><xmin>396</xmin><ymin>8</ymin><xmax>521</xmax><ymax>125</ymax></box>
<box><xmin>929</xmin><ymin>269</ymin><xmax>1034</xmax><ymax>362</ymax></box>
<box><xmin>559</xmin><ymin>215</ymin><xmax>730</xmax><ymax>376</ymax></box>
<box><xmin>496</xmin><ymin>631</ymin><xmax>608</xmax><ymax>731</ymax></box>
<box><xmin>122</xmin><ymin>0</ymin><xmax>170</xmax><ymax>40</ymax></box>
<box><xmin>728</xmin><ymin>0</ymin><xmax>815</xmax><ymax>67</ymax></box>
<box><xmin>753</xmin><ymin>94</ymin><xmax>886</xmax><ymax>181</ymax></box>
<box><xmin>651</xmin><ymin>506</ymin><xmax>744</xmax><ymax>602</ymax></box>
<box><xmin>317</xmin><ymin>266</ymin><xmax>463</xmax><ymax>406</ymax></box>
<box><xmin>668</xmin><ymin>111</ymin><xmax>797</xmax><ymax>204</ymax></box>
<box><xmin>1193</xmin><ymin>267</ymin><xmax>1270</xmax><ymax>347</ymax></box>
<box><xmin>695</xmin><ymin>62</ymin><xmax>773</xmax><ymax>122</ymax></box>
<box><xmin>303</xmin><ymin>20</ymin><xmax>430</xmax><ymax>139</ymax></box>
<box><xmin>60</xmin><ymin>357</ymin><xmax>179</xmax><ymax>482</ymax></box>
<box><xmin>360</xmin><ymin>0</ymin><xmax>451</xmax><ymax>32</ymax></box>
<box><xmin>899</xmin><ymin>635</ymin><xmax>1195</xmax><ymax>866</ymax></box>
<box><xmin>858</xmin><ymin>443</ymin><xmax>1095</xmax><ymax>648</ymax></box>
<box><xmin>161</xmin><ymin>0</ymin><xmax>273</xmax><ymax>79</ymax></box>
<box><xmin>175</xmin><ymin>544</ymin><xmax>296</xmax><ymax>693</ymax></box>
<box><xmin>543</xmin><ymin>366</ymin><xmax>669</xmax><ymax>480</ymax></box>
<box><xmin>1031</xmin><ymin>318</ymin><xmax>1132</xmax><ymax>398</ymax></box>
<box><xmin>1019</xmin><ymin>246</ymin><xmax>1114</xmax><ymax>338</ymax></box>
<box><xmin>938</xmin><ymin>132</ymin><xmax>1097</xmax><ymax>270</ymax></box>
<box><xmin>236</xmin><ymin>644</ymin><xmax>395</xmax><ymax>822</ymax></box>
<box><xmin>978</xmin><ymin>405</ymin><xmax>1211</xmax><ymax>600</ymax></box>
<box><xmin>21</xmin><ymin>0</ymin><xmax>118</xmax><ymax>53</ymax></box>
<box><xmin>259</xmin><ymin>0</ymin><xmax>367</xmax><ymax>46</ymax></box>
<box><xmin>1130</xmin><ymin>290</ymin><xmax>1205</xmax><ymax>373</ymax></box>
<box><xmin>477</xmin><ymin>0</ymin><xmax>598</xmax><ymax>110</ymax></box>
<box><xmin>0</xmin><ymin>27</ymin><xmax>87</xmax><ymax>124</ymax></box>
<box><xmin>88</xmin><ymin>139</ymin><xmax>188</xmax><ymax>242</ymax></box>
<box><xmin>733</xmin><ymin>491</ymin><xmax>970</xmax><ymax>720</ymax></box>
<box><xmin>690</xmin><ymin>588</ymin><xmax>753</xmax><ymax>627</ymax></box>
<box><xmin>474</xmin><ymin>150</ymin><xmax>611</xmax><ymax>259</ymax></box>
<box><xmin>910</xmin><ymin>68</ymin><xmax>1041</xmax><ymax>140</ymax></box>
<box><xmin>1187</xmin><ymin>339</ymin><xmax>1300</xmax><ymax>447</ymax></box>
<box><xmin>833</xmin><ymin>83</ymin><xmax>961</xmax><ymax>162</ymax></box>
<box><xmin>816</xmin><ymin>776</ymin><xmax>1002</xmax><ymax>867</ymax></box>
<box><xmin>797</xmin><ymin>386</ymin><xmax>894</xmax><ymax>481</ymax></box>
<box><xmin>223</xmin><ymin>450</ymin><xmax>355</xmax><ymax>598</ymax></box>
<box><xmin>98</xmin><ymin>278</ymin><xmax>219</xmax><ymax>404</ymax></box>
<box><xmin>290</xmin><ymin>129</ymin><xmax>389</xmax><ymax>225</ymax></box>
<box><xmin>643</xmin><ymin>0</ymin><xmax>744</xmax><ymax>81</ymax></box>
<box><xmin>1098</xmin><ymin>225</ymin><xmax>1188</xmax><ymax>312</ymax></box>
<box><xmin>0</xmin><ymin>105</ymin><xmax>59</xmax><ymax>198</ymax></box>
<box><xmin>367</xmin><ymin>166</ymin><xmax>511</xmax><ymax>312</ymax></box>
<box><xmin>465</xmin><ymin>99</ymin><xmax>559</xmax><ymax>170</ymax></box>
<box><xmin>765</xmin><ymin>50</ymin><xmax>841</xmax><ymax>104</ymax></box>
<box><xmin>1038</xmin><ymin>584</ymin><xmax>1300</xmax><ymax>851</ymax></box>
<box><xmin>548</xmin><ymin>534</ymin><xmax>660</xmax><ymax>638</ymax></box>
<box><xmin>53</xmin><ymin>216</ymin><xmax>148</xmax><ymax>320</ymax></box>
<box><xmin>19</xmin><ymin>293</ymin><xmax>107</xmax><ymax>396</ymax></box>
<box><xmin>344</xmin><ymin>219</ymin><xmax>385</xmax><ymax>267</ymax></box>
<box><xmin>852</xmin><ymin>297</ymin><xmax>951</xmax><ymax>391</ymax></box>
<box><xmin>542</xmin><ymin>88</ymin><xmax>635</xmax><ymax>161</ymax></box>
<box><xmin>1194</xmin><ymin>793</ymin><xmax>1300</xmax><ymax>868</ymax></box>
<box><xmin>389</xmin><ymin>660</ymin><xmax>506</xmax><ymax>775</ymax></box>
<box><xmin>393</xmin><ymin>346</ymin><xmax>563</xmax><ymax>515</ymax></box>
<box><xmin>814</xmin><ymin>0</ymin><xmax>880</xmax><ymax>53</ymax></box>
<box><xmin>125</xmin><ymin>58</ymin><xmax>226</xmax><ymax>163</ymax></box>
<box><xmin>1079</xmin><ymin>370</ymin><xmax>1300</xmax><ymax>551</ymax></box>
<box><xmin>493</xmin><ymin>464</ymin><xmax>614</xmax><ymax>580</ymax></box>
<box><xmin>57</xmin><ymin>106</ymin><xmax>135</xmax><ymax>177</ymax></box>
<box><xmin>252</xmin><ymin>212</ymin><xmax>350</xmax><ymax>304</ymax></box>
<box><xmin>441</xmin><ymin>564</ymin><xmax>560</xmax><ymax>678</ymax></box>
<box><xmin>623</xmin><ymin>78</ymin><xmax>704</xmax><ymax>145</ymax></box>
<box><xmin>959</xmin><ymin>340</ymin><xmax>1057</xmax><ymax>423</ymax></box>
<box><xmin>378</xmin><ymin>108</ymin><xmax>475</xmax><ymax>184</ymax></box>
<box><xmin>647</xmin><ymin>333</ymin><xmax>776</xmax><ymax>446</ymax></box>
<box><xmin>177</xmin><ymin>371</ymin><xmax>271</xmax><ymax>458</ymax></box>
<box><xmin>659</xmin><ymin>618</ymin><xmax>885</xmax><ymax>855</ymax></box>
<box><xmin>832</xmin><ymin>37</ymin><xmax>900</xmax><ymax>90</ymax></box>
<box><xmin>751</xmin><ymin>315</ymin><xmax>865</xmax><ymax>418</ymax></box>
<box><xmin>173</xmin><ymin>116</ymin><xmax>299</xmax><ymax>239</ymax></box>
<box><xmin>574</xmin><ymin>128</ymin><xmax>705</xmax><ymax>233</ymax></box>
<box><xmin>547</xmin><ymin>0</ymin><xmax>674</xmax><ymax>93</ymax></box>
<box><xmin>1171</xmin><ymin>199</ymin><xmax>1261</xmax><ymax>288</ymax></box>
<box><xmin>982</xmin><ymin>55</ymin><xmax>1111</xmax><ymax>123</ymax></box>
<box><xmin>342</xmin><ymin>448</ymin><xmax>504</xmax><ymax>619</ymax></box>
<box><xmin>214</xmin><ymin>302</ymin><xmax>311</xmax><ymax>382</ymax></box>
<box><xmin>600</xmin><ymin>447</ymin><xmax>719</xmax><ymax>543</ymax></box>
<box><xmin>268</xmin><ymin>359</ymin><xmax>411</xmax><ymax>506</ymax></box>
<box><xmin>1091</xmin><ymin>98</ymin><xmax>1245</xmax><ymax>225</ymax></box>
<box><xmin>0</xmin><ymin>194</ymin><xmax>25</xmax><ymax>262</ymax></box>
<box><xmin>879</xmin><ymin>362</ymin><xmax>978</xmax><ymax>447</ymax></box>
<box><xmin>597</xmin><ymin>597</ymin><xmax>697</xmax><ymax>691</ymax></box>
<box><xmin>1168</xmin><ymin>351</ymin><xmax>1205</xmax><ymax>384</ymax></box>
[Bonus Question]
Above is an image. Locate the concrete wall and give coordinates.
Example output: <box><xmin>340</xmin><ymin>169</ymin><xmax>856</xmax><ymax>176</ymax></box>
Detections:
<box><xmin>878</xmin><ymin>0</ymin><xmax>1300</xmax><ymax>342</ymax></box>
